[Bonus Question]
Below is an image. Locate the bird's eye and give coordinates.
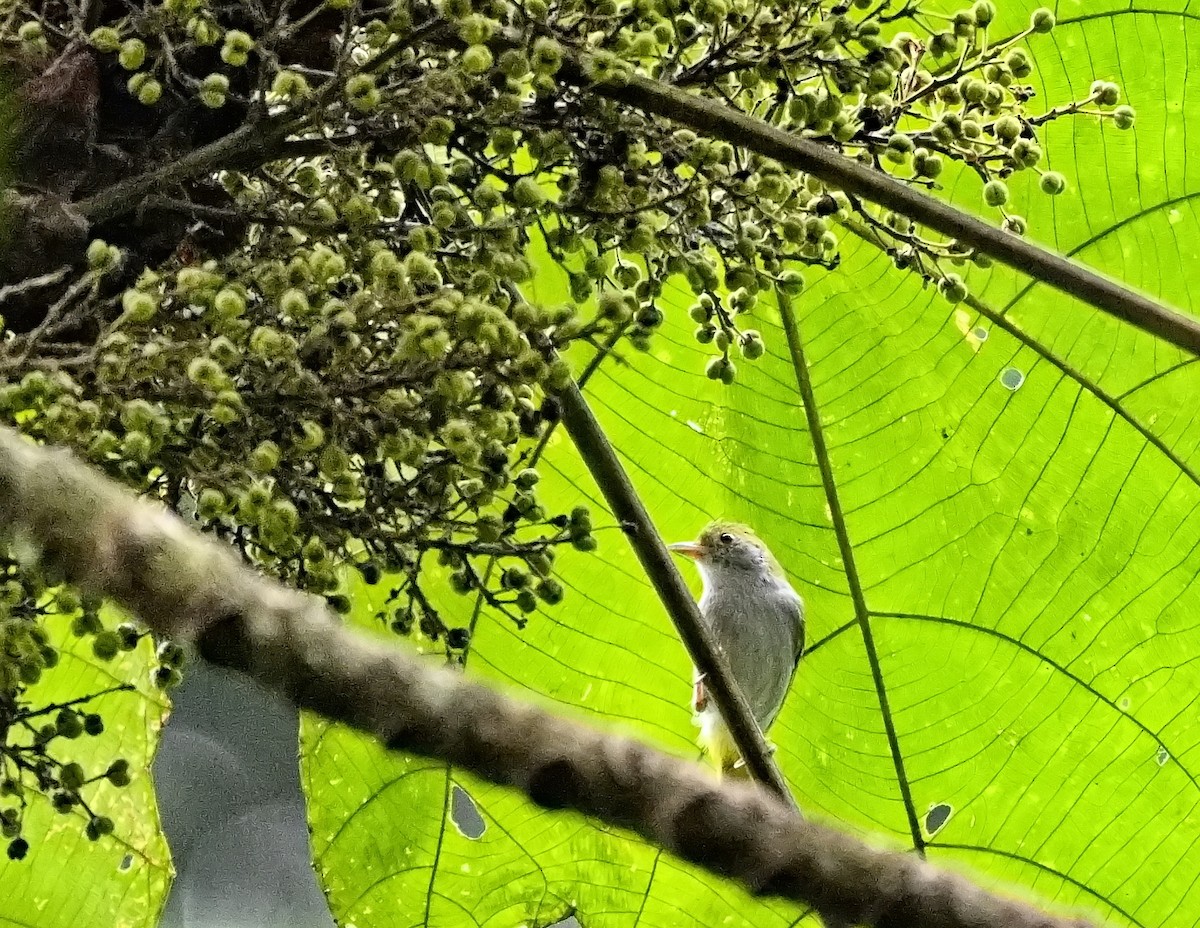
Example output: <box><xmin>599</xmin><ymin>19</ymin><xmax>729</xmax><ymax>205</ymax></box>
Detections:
<box><xmin>719</xmin><ymin>532</ymin><xmax>733</xmax><ymax>544</ymax></box>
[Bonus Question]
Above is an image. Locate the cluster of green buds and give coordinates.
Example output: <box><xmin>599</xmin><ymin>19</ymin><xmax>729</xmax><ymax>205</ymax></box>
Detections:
<box><xmin>508</xmin><ymin>0</ymin><xmax>1135</xmax><ymax>363</ymax></box>
<box><xmin>2</xmin><ymin>217</ymin><xmax>597</xmax><ymax>645</ymax></box>
<box><xmin>0</xmin><ymin>559</ymin><xmax>140</xmax><ymax>859</ymax></box>
<box><xmin>10</xmin><ymin>0</ymin><xmax>1137</xmax><ymax>392</ymax></box>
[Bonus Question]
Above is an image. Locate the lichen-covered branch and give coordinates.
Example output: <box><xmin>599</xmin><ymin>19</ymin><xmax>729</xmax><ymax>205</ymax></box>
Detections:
<box><xmin>0</xmin><ymin>426</ymin><xmax>1095</xmax><ymax>928</ymax></box>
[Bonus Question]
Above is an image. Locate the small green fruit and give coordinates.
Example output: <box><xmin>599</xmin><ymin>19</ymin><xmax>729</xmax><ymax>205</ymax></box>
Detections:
<box><xmin>982</xmin><ymin>179</ymin><xmax>1009</xmax><ymax>207</ymax></box>
<box><xmin>1039</xmin><ymin>171</ymin><xmax>1067</xmax><ymax>196</ymax></box>
<box><xmin>1030</xmin><ymin>7</ymin><xmax>1055</xmax><ymax>32</ymax></box>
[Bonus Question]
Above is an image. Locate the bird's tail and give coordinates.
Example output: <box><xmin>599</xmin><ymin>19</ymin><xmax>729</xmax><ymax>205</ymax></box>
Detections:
<box><xmin>697</xmin><ymin>706</ymin><xmax>778</xmax><ymax>779</ymax></box>
<box><xmin>697</xmin><ymin>708</ymin><xmax>751</xmax><ymax>778</ymax></box>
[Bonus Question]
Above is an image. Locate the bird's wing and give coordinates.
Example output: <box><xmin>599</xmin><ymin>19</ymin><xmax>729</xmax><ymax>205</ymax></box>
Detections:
<box><xmin>791</xmin><ymin>591</ymin><xmax>807</xmax><ymax>669</ymax></box>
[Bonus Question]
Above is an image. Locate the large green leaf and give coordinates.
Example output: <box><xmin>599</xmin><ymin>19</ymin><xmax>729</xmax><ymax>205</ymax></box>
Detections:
<box><xmin>302</xmin><ymin>6</ymin><xmax>1200</xmax><ymax>928</ymax></box>
<box><xmin>0</xmin><ymin>611</ymin><xmax>171</xmax><ymax>928</ymax></box>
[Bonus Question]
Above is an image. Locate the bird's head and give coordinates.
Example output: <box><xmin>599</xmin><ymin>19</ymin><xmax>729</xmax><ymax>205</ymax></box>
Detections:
<box><xmin>668</xmin><ymin>520</ymin><xmax>784</xmax><ymax>582</ymax></box>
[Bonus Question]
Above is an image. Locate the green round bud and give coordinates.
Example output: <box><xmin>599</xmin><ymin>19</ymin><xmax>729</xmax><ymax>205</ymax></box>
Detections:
<box><xmin>421</xmin><ymin>116</ymin><xmax>455</xmax><ymax>147</ymax></box>
<box><xmin>120</xmin><ymin>430</ymin><xmax>153</xmax><ymax>463</ymax></box>
<box><xmin>1113</xmin><ymin>105</ymin><xmax>1136</xmax><ymax>130</ymax></box>
<box><xmin>86</xmin><ymin>239</ymin><xmax>120</xmax><ymax>272</ymax></box>
<box><xmin>136</xmin><ymin>77</ymin><xmax>163</xmax><ymax>105</ymax></box>
<box><xmin>511</xmin><ymin>176</ymin><xmax>546</xmax><ymax>208</ymax></box>
<box><xmin>223</xmin><ymin>29</ymin><xmax>253</xmax><ymax>53</ymax></box>
<box><xmin>983</xmin><ymin>179</ymin><xmax>1009</xmax><ymax>207</ymax></box>
<box><xmin>993</xmin><ymin>114</ymin><xmax>1022</xmax><ymax>142</ymax></box>
<box><xmin>740</xmin><ymin>330</ymin><xmax>765</xmax><ymax>360</ymax></box>
<box><xmin>461</xmin><ymin>43</ymin><xmax>494</xmax><ymax>74</ymax></box>
<box><xmin>221</xmin><ymin>47</ymin><xmax>248</xmax><ymax>67</ymax></box>
<box><xmin>1039</xmin><ymin>171</ymin><xmax>1067</xmax><ymax>196</ymax></box>
<box><xmin>118</xmin><ymin>39</ymin><xmax>146</xmax><ymax>70</ymax></box>
<box><xmin>272</xmin><ymin>69</ymin><xmax>309</xmax><ymax>98</ymax></box>
<box><xmin>247</xmin><ymin>439</ymin><xmax>279</xmax><ymax>475</ymax></box>
<box><xmin>1092</xmin><ymin>80</ymin><xmax>1120</xmax><ymax>106</ymax></box>
<box><xmin>213</xmin><ymin>287</ymin><xmax>246</xmax><ymax>318</ymax></box>
<box><xmin>501</xmin><ymin>566</ymin><xmax>529</xmax><ymax>590</ymax></box>
<box><xmin>106</xmin><ymin>760</ymin><xmax>132</xmax><ymax>787</ymax></box>
<box><xmin>531</xmin><ymin>37</ymin><xmax>563</xmax><ymax>74</ymax></box>
<box><xmin>778</xmin><ymin>270</ymin><xmax>805</xmax><ymax>295</ymax></box>
<box><xmin>121</xmin><ymin>288</ymin><xmax>157</xmax><ymax>322</ymax></box>
<box><xmin>116</xmin><ymin>623</ymin><xmax>140</xmax><ymax>650</ymax></box>
<box><xmin>60</xmin><ymin>762</ymin><xmax>86</xmax><ymax>790</ymax></box>
<box><xmin>90</xmin><ymin>26</ymin><xmax>121</xmax><ymax>52</ymax></box>
<box><xmin>1003</xmin><ymin>214</ymin><xmax>1027</xmax><ymax>236</ymax></box>
<box><xmin>1030</xmin><ymin>7</ymin><xmax>1055</xmax><ymax>32</ymax></box>
<box><xmin>200</xmin><ymin>73</ymin><xmax>229</xmax><ymax>108</ymax></box>
<box><xmin>938</xmin><ymin>274</ymin><xmax>968</xmax><ymax>304</ymax></box>
<box><xmin>153</xmin><ymin>666</ymin><xmax>184</xmax><ymax>689</ymax></box>
<box><xmin>1004</xmin><ymin>49</ymin><xmax>1032</xmax><ymax>79</ymax></box>
<box><xmin>186</xmin><ymin>356</ymin><xmax>225</xmax><ymax>389</ymax></box>
<box><xmin>346</xmin><ymin>73</ymin><xmax>380</xmax><ymax>111</ymax></box>
<box><xmin>535</xmin><ymin>578</ymin><xmax>564</xmax><ymax>605</ymax></box>
<box><xmin>56</xmin><ymin>711</ymin><xmax>84</xmax><ymax>740</ymax></box>
<box><xmin>296</xmin><ymin>420</ymin><xmax>325</xmax><ymax>451</ymax></box>
<box><xmin>972</xmin><ymin>1</ymin><xmax>995</xmax><ymax>25</ymax></box>
<box><xmin>1012</xmin><ymin>138</ymin><xmax>1042</xmax><ymax>168</ymax></box>
<box><xmin>92</xmin><ymin>630</ymin><xmax>121</xmax><ymax>661</ymax></box>
<box><xmin>280</xmin><ymin>287</ymin><xmax>309</xmax><ymax>318</ymax></box>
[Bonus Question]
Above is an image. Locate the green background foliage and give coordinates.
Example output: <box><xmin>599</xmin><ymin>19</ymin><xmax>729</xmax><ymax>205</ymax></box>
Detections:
<box><xmin>302</xmin><ymin>4</ymin><xmax>1200</xmax><ymax>928</ymax></box>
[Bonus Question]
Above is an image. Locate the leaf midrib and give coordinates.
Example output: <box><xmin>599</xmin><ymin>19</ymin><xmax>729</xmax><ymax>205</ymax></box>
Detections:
<box><xmin>776</xmin><ymin>289</ymin><xmax>926</xmax><ymax>854</ymax></box>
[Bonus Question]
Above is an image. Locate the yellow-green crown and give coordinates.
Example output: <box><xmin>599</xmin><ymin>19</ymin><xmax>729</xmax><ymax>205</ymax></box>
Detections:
<box><xmin>697</xmin><ymin>520</ymin><xmax>785</xmax><ymax>577</ymax></box>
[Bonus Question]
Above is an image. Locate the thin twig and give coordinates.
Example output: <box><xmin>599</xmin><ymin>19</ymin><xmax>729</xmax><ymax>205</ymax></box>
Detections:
<box><xmin>74</xmin><ymin>120</ymin><xmax>292</xmax><ymax>224</ymax></box>
<box><xmin>0</xmin><ymin>267</ymin><xmax>73</xmax><ymax>305</ymax></box>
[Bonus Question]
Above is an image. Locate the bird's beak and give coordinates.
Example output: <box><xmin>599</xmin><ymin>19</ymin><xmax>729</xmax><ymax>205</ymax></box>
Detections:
<box><xmin>667</xmin><ymin>541</ymin><xmax>705</xmax><ymax>560</ymax></box>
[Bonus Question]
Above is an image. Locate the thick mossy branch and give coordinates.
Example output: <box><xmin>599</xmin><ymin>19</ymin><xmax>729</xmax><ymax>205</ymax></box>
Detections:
<box><xmin>568</xmin><ymin>63</ymin><xmax>1200</xmax><ymax>357</ymax></box>
<box><xmin>0</xmin><ymin>426</ymin><xmax>1096</xmax><ymax>928</ymax></box>
<box><xmin>554</xmin><ymin>374</ymin><xmax>795</xmax><ymax>806</ymax></box>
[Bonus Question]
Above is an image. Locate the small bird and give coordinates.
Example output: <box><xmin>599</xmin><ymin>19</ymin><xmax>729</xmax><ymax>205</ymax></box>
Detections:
<box><xmin>669</xmin><ymin>521</ymin><xmax>805</xmax><ymax>775</ymax></box>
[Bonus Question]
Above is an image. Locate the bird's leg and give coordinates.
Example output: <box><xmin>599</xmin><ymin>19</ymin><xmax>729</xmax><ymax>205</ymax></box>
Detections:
<box><xmin>692</xmin><ymin>673</ymin><xmax>708</xmax><ymax>712</ymax></box>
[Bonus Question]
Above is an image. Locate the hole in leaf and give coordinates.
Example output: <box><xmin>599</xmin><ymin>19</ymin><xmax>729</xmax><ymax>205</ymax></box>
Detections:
<box><xmin>971</xmin><ymin>326</ymin><xmax>989</xmax><ymax>342</ymax></box>
<box><xmin>924</xmin><ymin>802</ymin><xmax>952</xmax><ymax>837</ymax></box>
<box><xmin>1157</xmin><ymin>745</ymin><xmax>1170</xmax><ymax>767</ymax></box>
<box><xmin>548</xmin><ymin>916</ymin><xmax>583</xmax><ymax>928</ymax></box>
<box><xmin>119</xmin><ymin>853</ymin><xmax>133</xmax><ymax>872</ymax></box>
<box><xmin>451</xmin><ymin>784</ymin><xmax>485</xmax><ymax>839</ymax></box>
<box><xmin>1000</xmin><ymin>367</ymin><xmax>1025</xmax><ymax>391</ymax></box>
